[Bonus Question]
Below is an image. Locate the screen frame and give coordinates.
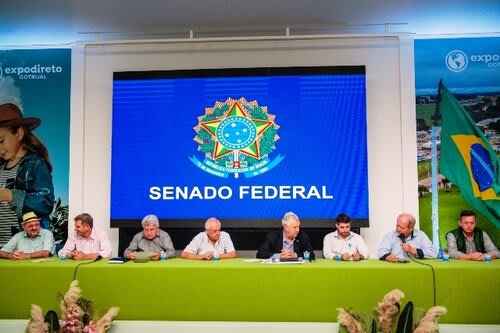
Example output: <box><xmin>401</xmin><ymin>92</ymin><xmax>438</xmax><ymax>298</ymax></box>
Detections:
<box><xmin>111</xmin><ymin>65</ymin><xmax>369</xmax><ymax>229</ymax></box>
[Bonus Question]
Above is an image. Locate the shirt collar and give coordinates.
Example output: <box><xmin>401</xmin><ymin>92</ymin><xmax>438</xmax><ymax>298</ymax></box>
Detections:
<box><xmin>141</xmin><ymin>232</ymin><xmax>159</xmax><ymax>240</ymax></box>
<box><xmin>204</xmin><ymin>231</ymin><xmax>219</xmax><ymax>246</ymax></box>
<box><xmin>77</xmin><ymin>228</ymin><xmax>96</xmax><ymax>240</ymax></box>
<box><xmin>333</xmin><ymin>231</ymin><xmax>353</xmax><ymax>240</ymax></box>
<box><xmin>23</xmin><ymin>231</ymin><xmax>41</xmax><ymax>239</ymax></box>
<box><xmin>399</xmin><ymin>230</ymin><xmax>415</xmax><ymax>241</ymax></box>
<box><xmin>282</xmin><ymin>232</ymin><xmax>295</xmax><ymax>244</ymax></box>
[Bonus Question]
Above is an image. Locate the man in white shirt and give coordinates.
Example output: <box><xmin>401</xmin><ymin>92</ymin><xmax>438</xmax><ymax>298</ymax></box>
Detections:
<box><xmin>181</xmin><ymin>217</ymin><xmax>236</xmax><ymax>260</ymax></box>
<box><xmin>323</xmin><ymin>213</ymin><xmax>369</xmax><ymax>261</ymax></box>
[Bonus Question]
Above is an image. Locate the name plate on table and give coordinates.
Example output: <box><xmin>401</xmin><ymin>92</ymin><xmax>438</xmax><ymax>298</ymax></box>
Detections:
<box><xmin>261</xmin><ymin>258</ymin><xmax>304</xmax><ymax>264</ymax></box>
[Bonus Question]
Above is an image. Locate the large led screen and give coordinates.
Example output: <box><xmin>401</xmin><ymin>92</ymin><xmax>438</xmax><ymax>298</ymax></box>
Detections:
<box><xmin>111</xmin><ymin>66</ymin><xmax>369</xmax><ymax>227</ymax></box>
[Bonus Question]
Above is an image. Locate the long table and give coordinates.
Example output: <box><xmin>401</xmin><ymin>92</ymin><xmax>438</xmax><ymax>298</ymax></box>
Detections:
<box><xmin>0</xmin><ymin>259</ymin><xmax>498</xmax><ymax>324</ymax></box>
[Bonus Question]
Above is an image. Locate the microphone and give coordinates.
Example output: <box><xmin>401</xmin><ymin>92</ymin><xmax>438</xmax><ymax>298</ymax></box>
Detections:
<box><xmin>398</xmin><ymin>233</ymin><xmax>406</xmax><ymax>243</ymax></box>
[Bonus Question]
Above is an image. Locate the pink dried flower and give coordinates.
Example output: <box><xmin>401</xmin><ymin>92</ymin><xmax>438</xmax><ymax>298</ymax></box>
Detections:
<box><xmin>83</xmin><ymin>321</ymin><xmax>97</xmax><ymax>333</ymax></box>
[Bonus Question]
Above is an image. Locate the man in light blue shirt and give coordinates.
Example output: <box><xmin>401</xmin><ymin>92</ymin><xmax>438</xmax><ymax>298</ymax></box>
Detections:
<box><xmin>377</xmin><ymin>213</ymin><xmax>437</xmax><ymax>261</ymax></box>
<box><xmin>0</xmin><ymin>212</ymin><xmax>54</xmax><ymax>260</ymax></box>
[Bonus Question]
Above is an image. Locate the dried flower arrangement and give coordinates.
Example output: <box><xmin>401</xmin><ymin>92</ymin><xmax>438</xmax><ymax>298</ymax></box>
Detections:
<box><xmin>337</xmin><ymin>289</ymin><xmax>446</xmax><ymax>333</ymax></box>
<box><xmin>26</xmin><ymin>280</ymin><xmax>119</xmax><ymax>333</ymax></box>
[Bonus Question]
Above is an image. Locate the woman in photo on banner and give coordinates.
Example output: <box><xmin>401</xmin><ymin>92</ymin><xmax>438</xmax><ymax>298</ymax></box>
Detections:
<box><xmin>0</xmin><ymin>103</ymin><xmax>54</xmax><ymax>247</ymax></box>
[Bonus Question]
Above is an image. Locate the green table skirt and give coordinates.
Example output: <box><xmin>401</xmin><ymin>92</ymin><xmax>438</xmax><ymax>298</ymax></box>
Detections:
<box><xmin>0</xmin><ymin>258</ymin><xmax>498</xmax><ymax>324</ymax></box>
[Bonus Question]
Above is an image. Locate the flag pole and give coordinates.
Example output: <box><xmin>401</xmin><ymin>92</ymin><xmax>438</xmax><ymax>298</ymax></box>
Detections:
<box><xmin>431</xmin><ymin>80</ymin><xmax>443</xmax><ymax>249</ymax></box>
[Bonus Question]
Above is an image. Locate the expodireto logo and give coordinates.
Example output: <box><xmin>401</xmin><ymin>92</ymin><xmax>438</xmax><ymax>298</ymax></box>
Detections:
<box><xmin>445</xmin><ymin>50</ymin><xmax>468</xmax><ymax>72</ymax></box>
<box><xmin>0</xmin><ymin>63</ymin><xmax>63</xmax><ymax>80</ymax></box>
<box><xmin>445</xmin><ymin>49</ymin><xmax>500</xmax><ymax>73</ymax></box>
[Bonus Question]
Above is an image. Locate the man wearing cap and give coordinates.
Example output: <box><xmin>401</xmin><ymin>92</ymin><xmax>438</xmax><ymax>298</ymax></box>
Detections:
<box><xmin>0</xmin><ymin>212</ymin><xmax>55</xmax><ymax>260</ymax></box>
<box><xmin>124</xmin><ymin>214</ymin><xmax>175</xmax><ymax>260</ymax></box>
<box><xmin>58</xmin><ymin>213</ymin><xmax>112</xmax><ymax>260</ymax></box>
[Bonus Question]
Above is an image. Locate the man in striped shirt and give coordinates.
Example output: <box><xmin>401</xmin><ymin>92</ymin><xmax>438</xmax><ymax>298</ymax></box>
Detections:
<box><xmin>58</xmin><ymin>213</ymin><xmax>112</xmax><ymax>260</ymax></box>
<box><xmin>181</xmin><ymin>217</ymin><xmax>236</xmax><ymax>260</ymax></box>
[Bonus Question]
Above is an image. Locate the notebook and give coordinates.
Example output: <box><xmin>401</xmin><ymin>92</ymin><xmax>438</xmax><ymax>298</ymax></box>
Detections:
<box><xmin>108</xmin><ymin>257</ymin><xmax>129</xmax><ymax>264</ymax></box>
<box><xmin>134</xmin><ymin>251</ymin><xmax>153</xmax><ymax>263</ymax></box>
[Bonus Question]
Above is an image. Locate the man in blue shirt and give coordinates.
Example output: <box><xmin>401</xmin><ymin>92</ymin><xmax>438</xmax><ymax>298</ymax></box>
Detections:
<box><xmin>0</xmin><ymin>211</ymin><xmax>54</xmax><ymax>260</ymax></box>
<box><xmin>377</xmin><ymin>213</ymin><xmax>437</xmax><ymax>261</ymax></box>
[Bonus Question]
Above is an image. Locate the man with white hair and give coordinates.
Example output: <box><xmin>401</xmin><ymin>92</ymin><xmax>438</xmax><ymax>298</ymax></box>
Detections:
<box><xmin>181</xmin><ymin>217</ymin><xmax>236</xmax><ymax>260</ymax></box>
<box><xmin>124</xmin><ymin>214</ymin><xmax>175</xmax><ymax>260</ymax></box>
<box><xmin>256</xmin><ymin>211</ymin><xmax>315</xmax><ymax>260</ymax></box>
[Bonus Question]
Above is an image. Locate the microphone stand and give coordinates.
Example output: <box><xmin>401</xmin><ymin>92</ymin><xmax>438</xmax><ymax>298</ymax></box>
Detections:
<box><xmin>399</xmin><ymin>233</ymin><xmax>436</xmax><ymax>306</ymax></box>
<box><xmin>72</xmin><ymin>255</ymin><xmax>103</xmax><ymax>281</ymax></box>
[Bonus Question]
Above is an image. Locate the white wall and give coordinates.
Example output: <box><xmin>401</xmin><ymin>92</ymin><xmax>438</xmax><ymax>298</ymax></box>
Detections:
<box><xmin>72</xmin><ymin>35</ymin><xmax>417</xmax><ymax>258</ymax></box>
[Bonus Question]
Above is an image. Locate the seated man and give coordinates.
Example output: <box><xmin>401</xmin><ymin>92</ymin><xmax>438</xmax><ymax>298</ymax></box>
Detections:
<box><xmin>323</xmin><ymin>213</ymin><xmax>369</xmax><ymax>261</ymax></box>
<box><xmin>446</xmin><ymin>210</ymin><xmax>499</xmax><ymax>260</ymax></box>
<box><xmin>0</xmin><ymin>212</ymin><xmax>54</xmax><ymax>260</ymax></box>
<box><xmin>377</xmin><ymin>213</ymin><xmax>437</xmax><ymax>261</ymax></box>
<box><xmin>124</xmin><ymin>214</ymin><xmax>175</xmax><ymax>260</ymax></box>
<box><xmin>256</xmin><ymin>211</ymin><xmax>315</xmax><ymax>260</ymax></box>
<box><xmin>181</xmin><ymin>217</ymin><xmax>236</xmax><ymax>260</ymax></box>
<box><xmin>58</xmin><ymin>213</ymin><xmax>112</xmax><ymax>260</ymax></box>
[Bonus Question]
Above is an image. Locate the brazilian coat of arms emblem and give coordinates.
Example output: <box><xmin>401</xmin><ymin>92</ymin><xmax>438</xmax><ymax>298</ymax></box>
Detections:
<box><xmin>190</xmin><ymin>97</ymin><xmax>284</xmax><ymax>178</ymax></box>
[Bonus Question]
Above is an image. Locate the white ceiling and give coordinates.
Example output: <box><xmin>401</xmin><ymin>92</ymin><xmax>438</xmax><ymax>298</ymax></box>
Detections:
<box><xmin>1</xmin><ymin>0</ymin><xmax>499</xmax><ymax>46</ymax></box>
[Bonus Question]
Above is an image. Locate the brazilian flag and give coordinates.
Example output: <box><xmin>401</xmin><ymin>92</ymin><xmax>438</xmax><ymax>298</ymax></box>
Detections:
<box><xmin>439</xmin><ymin>82</ymin><xmax>500</xmax><ymax>228</ymax></box>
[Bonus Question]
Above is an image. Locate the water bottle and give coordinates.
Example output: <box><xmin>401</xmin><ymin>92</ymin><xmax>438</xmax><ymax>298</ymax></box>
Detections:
<box><xmin>484</xmin><ymin>254</ymin><xmax>491</xmax><ymax>263</ymax></box>
<box><xmin>213</xmin><ymin>251</ymin><xmax>219</xmax><ymax>261</ymax></box>
<box><xmin>437</xmin><ymin>246</ymin><xmax>443</xmax><ymax>260</ymax></box>
<box><xmin>160</xmin><ymin>250</ymin><xmax>166</xmax><ymax>261</ymax></box>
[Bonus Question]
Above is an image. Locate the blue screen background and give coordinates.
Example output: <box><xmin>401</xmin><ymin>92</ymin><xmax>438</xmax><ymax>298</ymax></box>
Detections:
<box><xmin>111</xmin><ymin>69</ymin><xmax>368</xmax><ymax>222</ymax></box>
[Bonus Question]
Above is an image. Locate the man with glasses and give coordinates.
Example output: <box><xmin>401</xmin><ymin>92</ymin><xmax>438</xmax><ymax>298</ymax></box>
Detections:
<box><xmin>0</xmin><ymin>212</ymin><xmax>54</xmax><ymax>260</ymax></box>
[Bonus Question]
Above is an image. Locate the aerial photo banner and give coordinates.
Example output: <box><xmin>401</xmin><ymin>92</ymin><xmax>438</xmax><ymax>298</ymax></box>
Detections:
<box><xmin>414</xmin><ymin>37</ymin><xmax>500</xmax><ymax>244</ymax></box>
